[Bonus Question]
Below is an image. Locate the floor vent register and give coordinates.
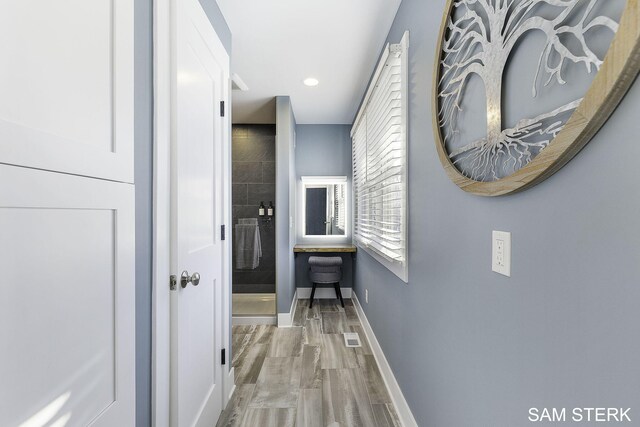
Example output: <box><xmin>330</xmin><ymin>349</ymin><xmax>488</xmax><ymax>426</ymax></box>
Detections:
<box><xmin>343</xmin><ymin>332</ymin><xmax>362</xmax><ymax>348</ymax></box>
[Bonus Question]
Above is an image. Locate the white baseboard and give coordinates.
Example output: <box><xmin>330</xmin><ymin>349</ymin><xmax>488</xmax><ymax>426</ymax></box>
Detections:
<box><xmin>296</xmin><ymin>287</ymin><xmax>352</xmax><ymax>299</ymax></box>
<box><xmin>352</xmin><ymin>292</ymin><xmax>417</xmax><ymax>427</ymax></box>
<box><xmin>277</xmin><ymin>290</ymin><xmax>298</xmax><ymax>327</ymax></box>
<box><xmin>232</xmin><ymin>316</ymin><xmax>277</xmax><ymax>326</ymax></box>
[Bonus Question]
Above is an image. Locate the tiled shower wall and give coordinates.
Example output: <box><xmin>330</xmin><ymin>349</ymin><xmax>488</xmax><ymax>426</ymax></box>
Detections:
<box><xmin>232</xmin><ymin>125</ymin><xmax>276</xmax><ymax>293</ymax></box>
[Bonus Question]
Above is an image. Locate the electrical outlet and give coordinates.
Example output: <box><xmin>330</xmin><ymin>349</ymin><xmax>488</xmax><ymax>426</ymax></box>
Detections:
<box><xmin>496</xmin><ymin>239</ymin><xmax>504</xmax><ymax>266</ymax></box>
<box><xmin>492</xmin><ymin>231</ymin><xmax>511</xmax><ymax>277</ymax></box>
<box><xmin>365</xmin><ymin>289</ymin><xmax>369</xmax><ymax>303</ymax></box>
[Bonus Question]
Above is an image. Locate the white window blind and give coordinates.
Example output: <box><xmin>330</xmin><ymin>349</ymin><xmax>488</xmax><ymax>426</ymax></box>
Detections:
<box><xmin>333</xmin><ymin>184</ymin><xmax>346</xmax><ymax>233</ymax></box>
<box><xmin>352</xmin><ymin>32</ymin><xmax>409</xmax><ymax>282</ymax></box>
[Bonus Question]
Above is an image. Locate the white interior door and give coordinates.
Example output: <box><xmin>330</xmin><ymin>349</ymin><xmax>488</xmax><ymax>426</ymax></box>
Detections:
<box><xmin>170</xmin><ymin>0</ymin><xmax>229</xmax><ymax>425</ymax></box>
<box><xmin>0</xmin><ymin>165</ymin><xmax>135</xmax><ymax>427</ymax></box>
<box><xmin>0</xmin><ymin>0</ymin><xmax>134</xmax><ymax>183</ymax></box>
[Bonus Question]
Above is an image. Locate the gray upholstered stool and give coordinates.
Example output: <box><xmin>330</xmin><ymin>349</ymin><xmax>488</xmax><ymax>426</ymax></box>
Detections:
<box><xmin>308</xmin><ymin>256</ymin><xmax>344</xmax><ymax>308</ymax></box>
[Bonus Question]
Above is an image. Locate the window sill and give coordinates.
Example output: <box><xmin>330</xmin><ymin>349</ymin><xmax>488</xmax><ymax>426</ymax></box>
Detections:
<box><xmin>356</xmin><ymin>241</ymin><xmax>408</xmax><ymax>283</ymax></box>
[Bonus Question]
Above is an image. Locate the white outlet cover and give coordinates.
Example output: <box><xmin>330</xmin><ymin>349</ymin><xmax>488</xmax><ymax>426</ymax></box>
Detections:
<box><xmin>492</xmin><ymin>230</ymin><xmax>511</xmax><ymax>277</ymax></box>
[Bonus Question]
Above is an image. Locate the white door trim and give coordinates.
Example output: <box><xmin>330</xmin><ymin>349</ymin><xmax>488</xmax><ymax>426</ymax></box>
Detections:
<box><xmin>152</xmin><ymin>0</ymin><xmax>171</xmax><ymax>425</ymax></box>
<box><xmin>152</xmin><ymin>0</ymin><xmax>232</xmax><ymax>425</ymax></box>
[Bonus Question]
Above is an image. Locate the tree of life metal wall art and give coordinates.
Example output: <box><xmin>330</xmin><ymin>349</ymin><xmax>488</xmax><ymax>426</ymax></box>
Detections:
<box><xmin>432</xmin><ymin>0</ymin><xmax>640</xmax><ymax>196</ymax></box>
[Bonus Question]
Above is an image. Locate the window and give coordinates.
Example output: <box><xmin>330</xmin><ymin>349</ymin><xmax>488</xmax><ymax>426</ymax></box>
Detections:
<box><xmin>351</xmin><ymin>32</ymin><xmax>409</xmax><ymax>282</ymax></box>
<box><xmin>333</xmin><ymin>183</ymin><xmax>346</xmax><ymax>233</ymax></box>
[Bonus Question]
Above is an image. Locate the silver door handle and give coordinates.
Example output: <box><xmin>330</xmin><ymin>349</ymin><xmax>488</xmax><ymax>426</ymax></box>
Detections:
<box><xmin>181</xmin><ymin>270</ymin><xmax>201</xmax><ymax>288</ymax></box>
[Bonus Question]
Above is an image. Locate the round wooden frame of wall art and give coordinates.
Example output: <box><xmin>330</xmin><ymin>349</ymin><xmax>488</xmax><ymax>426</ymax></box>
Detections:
<box><xmin>431</xmin><ymin>0</ymin><xmax>640</xmax><ymax>197</ymax></box>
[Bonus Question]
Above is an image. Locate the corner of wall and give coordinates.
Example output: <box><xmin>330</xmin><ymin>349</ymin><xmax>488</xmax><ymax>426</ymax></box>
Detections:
<box><xmin>275</xmin><ymin>97</ymin><xmax>297</xmax><ymax>314</ymax></box>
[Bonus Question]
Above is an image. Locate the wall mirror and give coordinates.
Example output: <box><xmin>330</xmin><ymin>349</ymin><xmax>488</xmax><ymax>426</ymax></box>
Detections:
<box><xmin>301</xmin><ymin>176</ymin><xmax>348</xmax><ymax>237</ymax></box>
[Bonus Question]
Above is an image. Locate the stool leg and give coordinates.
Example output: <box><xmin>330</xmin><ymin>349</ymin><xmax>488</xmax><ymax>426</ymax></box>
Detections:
<box><xmin>309</xmin><ymin>282</ymin><xmax>317</xmax><ymax>308</ymax></box>
<box><xmin>335</xmin><ymin>282</ymin><xmax>344</xmax><ymax>308</ymax></box>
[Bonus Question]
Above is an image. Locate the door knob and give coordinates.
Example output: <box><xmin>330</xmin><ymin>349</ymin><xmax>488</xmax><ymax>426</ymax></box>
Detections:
<box><xmin>181</xmin><ymin>271</ymin><xmax>201</xmax><ymax>288</ymax></box>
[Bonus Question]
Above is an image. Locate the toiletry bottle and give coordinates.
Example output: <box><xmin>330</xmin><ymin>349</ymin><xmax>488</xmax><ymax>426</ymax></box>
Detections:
<box><xmin>267</xmin><ymin>201</ymin><xmax>274</xmax><ymax>216</ymax></box>
<box><xmin>258</xmin><ymin>201</ymin><xmax>265</xmax><ymax>216</ymax></box>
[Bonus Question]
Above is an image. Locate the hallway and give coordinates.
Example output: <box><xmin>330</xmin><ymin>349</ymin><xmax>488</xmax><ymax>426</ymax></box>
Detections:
<box><xmin>217</xmin><ymin>299</ymin><xmax>401</xmax><ymax>427</ymax></box>
<box><xmin>2</xmin><ymin>0</ymin><xmax>638</xmax><ymax>425</ymax></box>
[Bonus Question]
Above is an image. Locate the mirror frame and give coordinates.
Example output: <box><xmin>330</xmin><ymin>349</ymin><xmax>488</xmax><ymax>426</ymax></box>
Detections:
<box><xmin>300</xmin><ymin>176</ymin><xmax>349</xmax><ymax>240</ymax></box>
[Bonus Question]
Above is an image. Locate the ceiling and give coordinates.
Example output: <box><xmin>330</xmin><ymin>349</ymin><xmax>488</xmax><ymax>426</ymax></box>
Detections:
<box><xmin>217</xmin><ymin>0</ymin><xmax>402</xmax><ymax>124</ymax></box>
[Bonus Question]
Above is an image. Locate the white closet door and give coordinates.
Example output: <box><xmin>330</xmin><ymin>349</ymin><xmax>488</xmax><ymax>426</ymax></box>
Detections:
<box><xmin>0</xmin><ymin>165</ymin><xmax>135</xmax><ymax>427</ymax></box>
<box><xmin>0</xmin><ymin>0</ymin><xmax>134</xmax><ymax>183</ymax></box>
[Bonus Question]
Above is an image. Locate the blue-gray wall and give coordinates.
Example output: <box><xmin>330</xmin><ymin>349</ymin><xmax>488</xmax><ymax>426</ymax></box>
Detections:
<box><xmin>295</xmin><ymin>125</ymin><xmax>352</xmax><ymax>177</ymax></box>
<box><xmin>198</xmin><ymin>0</ymin><xmax>232</xmax><ymax>52</ymax></box>
<box><xmin>294</xmin><ymin>124</ymin><xmax>354</xmax><ymax>290</ymax></box>
<box><xmin>134</xmin><ymin>1</ymin><xmax>231</xmax><ymax>425</ymax></box>
<box><xmin>134</xmin><ymin>0</ymin><xmax>153</xmax><ymax>425</ymax></box>
<box><xmin>353</xmin><ymin>1</ymin><xmax>640</xmax><ymax>426</ymax></box>
<box><xmin>275</xmin><ymin>97</ymin><xmax>298</xmax><ymax>314</ymax></box>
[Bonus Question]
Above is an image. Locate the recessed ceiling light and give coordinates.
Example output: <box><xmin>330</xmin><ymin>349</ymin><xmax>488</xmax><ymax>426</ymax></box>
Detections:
<box><xmin>303</xmin><ymin>77</ymin><xmax>319</xmax><ymax>87</ymax></box>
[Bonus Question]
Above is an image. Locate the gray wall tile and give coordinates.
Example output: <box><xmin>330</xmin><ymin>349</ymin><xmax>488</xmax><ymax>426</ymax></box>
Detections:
<box><xmin>233</xmin><ymin>205</ymin><xmax>259</xmax><ymax>222</ymax></box>
<box><xmin>259</xmin><ymin>224</ymin><xmax>276</xmax><ymax>249</ymax></box>
<box><xmin>248</xmin><ymin>184</ymin><xmax>276</xmax><ymax>206</ymax></box>
<box><xmin>248</xmin><ymin>124</ymin><xmax>277</xmax><ymax>138</ymax></box>
<box><xmin>234</xmin><ymin>137</ymin><xmax>276</xmax><ymax>162</ymax></box>
<box><xmin>232</xmin><ymin>184</ymin><xmax>248</xmax><ymax>205</ymax></box>
<box><xmin>233</xmin><ymin>162</ymin><xmax>263</xmax><ymax>183</ymax></box>
<box><xmin>233</xmin><ymin>271</ymin><xmax>276</xmax><ymax>286</ymax></box>
<box><xmin>262</xmin><ymin>162</ymin><xmax>276</xmax><ymax>183</ymax></box>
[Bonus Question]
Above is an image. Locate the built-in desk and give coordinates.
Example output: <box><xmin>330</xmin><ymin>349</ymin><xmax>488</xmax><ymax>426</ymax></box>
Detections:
<box><xmin>293</xmin><ymin>244</ymin><xmax>357</xmax><ymax>254</ymax></box>
<box><xmin>293</xmin><ymin>244</ymin><xmax>357</xmax><ymax>297</ymax></box>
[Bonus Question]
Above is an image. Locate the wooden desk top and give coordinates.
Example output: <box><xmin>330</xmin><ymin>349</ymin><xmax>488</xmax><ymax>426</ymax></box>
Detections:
<box><xmin>293</xmin><ymin>244</ymin><xmax>357</xmax><ymax>253</ymax></box>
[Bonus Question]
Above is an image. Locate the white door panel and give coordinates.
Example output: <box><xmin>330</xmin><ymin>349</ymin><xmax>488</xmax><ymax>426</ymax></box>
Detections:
<box><xmin>0</xmin><ymin>0</ymin><xmax>134</xmax><ymax>183</ymax></box>
<box><xmin>0</xmin><ymin>165</ymin><xmax>135</xmax><ymax>426</ymax></box>
<box><xmin>170</xmin><ymin>0</ymin><xmax>228</xmax><ymax>425</ymax></box>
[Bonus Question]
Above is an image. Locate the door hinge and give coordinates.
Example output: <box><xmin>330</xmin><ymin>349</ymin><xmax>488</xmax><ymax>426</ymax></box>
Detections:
<box><xmin>221</xmin><ymin>348</ymin><xmax>226</xmax><ymax>365</ymax></box>
<box><xmin>220</xmin><ymin>101</ymin><xmax>225</xmax><ymax>117</ymax></box>
<box><xmin>221</xmin><ymin>224</ymin><xmax>226</xmax><ymax>240</ymax></box>
<box><xmin>170</xmin><ymin>275</ymin><xmax>177</xmax><ymax>291</ymax></box>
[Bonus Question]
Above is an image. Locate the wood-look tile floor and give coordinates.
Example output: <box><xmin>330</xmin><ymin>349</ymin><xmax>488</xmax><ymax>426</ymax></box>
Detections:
<box><xmin>216</xmin><ymin>299</ymin><xmax>402</xmax><ymax>427</ymax></box>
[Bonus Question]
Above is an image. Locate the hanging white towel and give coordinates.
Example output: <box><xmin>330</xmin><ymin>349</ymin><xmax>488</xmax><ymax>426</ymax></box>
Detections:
<box><xmin>235</xmin><ymin>219</ymin><xmax>262</xmax><ymax>270</ymax></box>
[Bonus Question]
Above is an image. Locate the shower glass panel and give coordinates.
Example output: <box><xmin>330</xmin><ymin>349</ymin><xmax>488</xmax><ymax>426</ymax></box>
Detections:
<box><xmin>232</xmin><ymin>124</ymin><xmax>276</xmax><ymax>316</ymax></box>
